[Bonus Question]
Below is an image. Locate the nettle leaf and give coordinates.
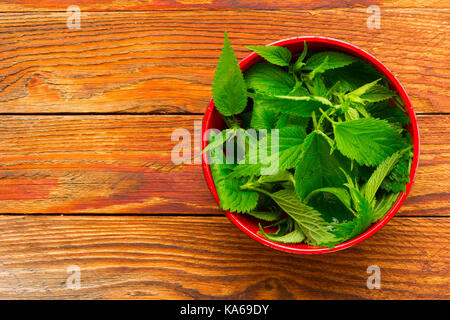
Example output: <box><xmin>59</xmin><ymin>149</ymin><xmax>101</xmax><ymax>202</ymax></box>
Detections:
<box><xmin>247</xmin><ymin>45</ymin><xmax>292</xmax><ymax>67</ymax></box>
<box><xmin>305</xmin><ymin>51</ymin><xmax>358</xmax><ymax>73</ymax></box>
<box><xmin>256</xmin><ymin>125</ymin><xmax>307</xmax><ymax>174</ymax></box>
<box><xmin>254</xmin><ymin>93</ymin><xmax>332</xmax><ymax>117</ymax></box>
<box><xmin>313</xmin><ymin>75</ymin><xmax>327</xmax><ymax>97</ymax></box>
<box><xmin>304</xmin><ymin>187</ymin><xmax>352</xmax><ymax>209</ymax></box>
<box><xmin>367</xmin><ymin>101</ymin><xmax>411</xmax><ymax>127</ymax></box>
<box><xmin>307</xmin><ymin>56</ymin><xmax>329</xmax><ymax>80</ymax></box>
<box><xmin>228</xmin><ymin>125</ymin><xmax>306</xmax><ymax>177</ymax></box>
<box><xmin>259</xmin><ymin>223</ymin><xmax>305</xmax><ymax>244</ymax></box>
<box><xmin>382</xmin><ymin>179</ymin><xmax>407</xmax><ymax>193</ymax></box>
<box><xmin>273</xmin><ymin>125</ymin><xmax>307</xmax><ymax>170</ymax></box>
<box><xmin>323</xmin><ymin>61</ymin><xmax>387</xmax><ymax>92</ymax></box>
<box><xmin>250</xmin><ymin>100</ymin><xmax>279</xmax><ymax>130</ymax></box>
<box><xmin>264</xmin><ymin>189</ymin><xmax>336</xmax><ymax>246</ymax></box>
<box><xmin>288</xmin><ymin>83</ymin><xmax>310</xmax><ymax>96</ymax></box>
<box><xmin>293</xmin><ymin>41</ymin><xmax>308</xmax><ymax>72</ymax></box>
<box><xmin>359</xmin><ymin>85</ymin><xmax>395</xmax><ymax>103</ymax></box>
<box><xmin>334</xmin><ymin>118</ymin><xmax>404</xmax><ymax>167</ymax></box>
<box><xmin>361</xmin><ymin>150</ymin><xmax>405</xmax><ymax>204</ymax></box>
<box><xmin>210</xmin><ymin>162</ymin><xmax>259</xmax><ymax>213</ymax></box>
<box><xmin>381</xmin><ymin>150</ymin><xmax>412</xmax><ymax>193</ymax></box>
<box><xmin>344</xmin><ymin>106</ymin><xmax>360</xmax><ymax>121</ymax></box>
<box><xmin>295</xmin><ymin>131</ymin><xmax>351</xmax><ymax>200</ymax></box>
<box><xmin>202</xmin><ymin>129</ymin><xmax>236</xmax><ymax>155</ymax></box>
<box><xmin>346</xmin><ymin>79</ymin><xmax>395</xmax><ymax>104</ymax></box>
<box><xmin>329</xmin><ymin>188</ymin><xmax>373</xmax><ymax>244</ymax></box>
<box><xmin>275</xmin><ymin>114</ymin><xmax>310</xmax><ymax>130</ymax></box>
<box><xmin>258</xmin><ymin>170</ymin><xmax>295</xmax><ymax>185</ymax></box>
<box><xmin>305</xmin><ymin>188</ymin><xmax>354</xmax><ymax>224</ymax></box>
<box><xmin>245</xmin><ymin>62</ymin><xmax>295</xmax><ymax>95</ymax></box>
<box><xmin>247</xmin><ymin>210</ymin><xmax>282</xmax><ymax>222</ymax></box>
<box><xmin>372</xmin><ymin>192</ymin><xmax>400</xmax><ymax>222</ymax></box>
<box><xmin>345</xmin><ymin>79</ymin><xmax>379</xmax><ymax>100</ymax></box>
<box><xmin>212</xmin><ymin>32</ymin><xmax>247</xmax><ymax>116</ymax></box>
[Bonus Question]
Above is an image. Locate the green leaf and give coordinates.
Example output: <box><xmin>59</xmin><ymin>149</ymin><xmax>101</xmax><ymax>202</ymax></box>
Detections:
<box><xmin>263</xmin><ymin>188</ymin><xmax>336</xmax><ymax>246</ymax></box>
<box><xmin>359</xmin><ymin>85</ymin><xmax>395</xmax><ymax>103</ymax></box>
<box><xmin>381</xmin><ymin>150</ymin><xmax>412</xmax><ymax>193</ymax></box>
<box><xmin>271</xmin><ymin>125</ymin><xmax>307</xmax><ymax>171</ymax></box>
<box><xmin>245</xmin><ymin>62</ymin><xmax>295</xmax><ymax>95</ymax></box>
<box><xmin>313</xmin><ymin>75</ymin><xmax>327</xmax><ymax>97</ymax></box>
<box><xmin>305</xmin><ymin>51</ymin><xmax>358</xmax><ymax>72</ymax></box>
<box><xmin>305</xmin><ymin>188</ymin><xmax>354</xmax><ymax>224</ymax></box>
<box><xmin>295</xmin><ymin>131</ymin><xmax>351</xmax><ymax>200</ymax></box>
<box><xmin>258</xmin><ymin>170</ymin><xmax>295</xmax><ymax>185</ymax></box>
<box><xmin>210</xmin><ymin>162</ymin><xmax>259</xmax><ymax>213</ymax></box>
<box><xmin>254</xmin><ymin>93</ymin><xmax>332</xmax><ymax>117</ymax></box>
<box><xmin>212</xmin><ymin>32</ymin><xmax>247</xmax><ymax>116</ymax></box>
<box><xmin>361</xmin><ymin>150</ymin><xmax>406</xmax><ymax>204</ymax></box>
<box><xmin>288</xmin><ymin>83</ymin><xmax>310</xmax><ymax>96</ymax></box>
<box><xmin>344</xmin><ymin>106</ymin><xmax>360</xmax><ymax>121</ymax></box>
<box><xmin>372</xmin><ymin>192</ymin><xmax>400</xmax><ymax>222</ymax></box>
<box><xmin>293</xmin><ymin>41</ymin><xmax>308</xmax><ymax>72</ymax></box>
<box><xmin>247</xmin><ymin>45</ymin><xmax>292</xmax><ymax>67</ymax></box>
<box><xmin>228</xmin><ymin>125</ymin><xmax>306</xmax><ymax>177</ymax></box>
<box><xmin>275</xmin><ymin>114</ymin><xmax>310</xmax><ymax>130</ymax></box>
<box><xmin>307</xmin><ymin>56</ymin><xmax>329</xmax><ymax>80</ymax></box>
<box><xmin>247</xmin><ymin>210</ymin><xmax>282</xmax><ymax>222</ymax></box>
<box><xmin>382</xmin><ymin>179</ymin><xmax>407</xmax><ymax>193</ymax></box>
<box><xmin>334</xmin><ymin>118</ymin><xmax>405</xmax><ymax>167</ymax></box>
<box><xmin>346</xmin><ymin>79</ymin><xmax>395</xmax><ymax>104</ymax></box>
<box><xmin>367</xmin><ymin>101</ymin><xmax>411</xmax><ymax>127</ymax></box>
<box><xmin>345</xmin><ymin>79</ymin><xmax>380</xmax><ymax>100</ymax></box>
<box><xmin>323</xmin><ymin>61</ymin><xmax>387</xmax><ymax>92</ymax></box>
<box><xmin>304</xmin><ymin>187</ymin><xmax>352</xmax><ymax>209</ymax></box>
<box><xmin>328</xmin><ymin>187</ymin><xmax>374</xmax><ymax>243</ymax></box>
<box><xmin>250</xmin><ymin>100</ymin><xmax>279</xmax><ymax>129</ymax></box>
<box><xmin>202</xmin><ymin>129</ymin><xmax>236</xmax><ymax>155</ymax></box>
<box><xmin>259</xmin><ymin>223</ymin><xmax>305</xmax><ymax>244</ymax></box>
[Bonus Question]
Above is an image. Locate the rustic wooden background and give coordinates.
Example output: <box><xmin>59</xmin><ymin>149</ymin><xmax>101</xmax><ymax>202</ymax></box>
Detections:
<box><xmin>0</xmin><ymin>0</ymin><xmax>448</xmax><ymax>299</ymax></box>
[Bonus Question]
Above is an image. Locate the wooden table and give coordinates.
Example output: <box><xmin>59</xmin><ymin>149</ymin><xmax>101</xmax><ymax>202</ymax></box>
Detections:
<box><xmin>0</xmin><ymin>0</ymin><xmax>448</xmax><ymax>300</ymax></box>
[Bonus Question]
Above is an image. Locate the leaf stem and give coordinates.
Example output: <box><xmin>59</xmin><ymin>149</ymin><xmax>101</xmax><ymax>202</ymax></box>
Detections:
<box><xmin>318</xmin><ymin>108</ymin><xmax>336</xmax><ymax>125</ymax></box>
<box><xmin>247</xmin><ymin>91</ymin><xmax>256</xmax><ymax>99</ymax></box>
<box><xmin>317</xmin><ymin>108</ymin><xmax>335</xmax><ymax>131</ymax></box>
<box><xmin>242</xmin><ymin>185</ymin><xmax>272</xmax><ymax>197</ymax></box>
<box><xmin>311</xmin><ymin>111</ymin><xmax>318</xmax><ymax>130</ymax></box>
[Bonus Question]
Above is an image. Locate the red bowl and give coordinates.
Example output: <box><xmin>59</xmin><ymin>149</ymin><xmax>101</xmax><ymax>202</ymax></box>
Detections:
<box><xmin>201</xmin><ymin>36</ymin><xmax>420</xmax><ymax>254</ymax></box>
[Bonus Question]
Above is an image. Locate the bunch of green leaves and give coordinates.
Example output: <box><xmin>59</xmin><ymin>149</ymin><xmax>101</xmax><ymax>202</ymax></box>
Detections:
<box><xmin>205</xmin><ymin>32</ymin><xmax>413</xmax><ymax>248</ymax></box>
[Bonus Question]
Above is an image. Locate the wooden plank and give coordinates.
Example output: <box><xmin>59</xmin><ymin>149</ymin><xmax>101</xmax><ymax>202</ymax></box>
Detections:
<box><xmin>0</xmin><ymin>9</ymin><xmax>448</xmax><ymax>114</ymax></box>
<box><xmin>0</xmin><ymin>1</ymin><xmax>446</xmax><ymax>12</ymax></box>
<box><xmin>0</xmin><ymin>114</ymin><xmax>447</xmax><ymax>215</ymax></box>
<box><xmin>0</xmin><ymin>216</ymin><xmax>447</xmax><ymax>299</ymax></box>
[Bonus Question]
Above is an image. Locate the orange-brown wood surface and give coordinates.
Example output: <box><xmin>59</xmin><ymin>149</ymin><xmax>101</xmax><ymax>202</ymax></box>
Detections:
<box><xmin>0</xmin><ymin>115</ymin><xmax>448</xmax><ymax>215</ymax></box>
<box><xmin>0</xmin><ymin>10</ymin><xmax>448</xmax><ymax>113</ymax></box>
<box><xmin>0</xmin><ymin>0</ymin><xmax>446</xmax><ymax>11</ymax></box>
<box><xmin>0</xmin><ymin>2</ymin><xmax>448</xmax><ymax>299</ymax></box>
<box><xmin>0</xmin><ymin>216</ymin><xmax>448</xmax><ymax>299</ymax></box>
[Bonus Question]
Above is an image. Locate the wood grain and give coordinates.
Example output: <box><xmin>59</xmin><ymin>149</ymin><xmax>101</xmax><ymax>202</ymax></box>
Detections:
<box><xmin>0</xmin><ymin>0</ymin><xmax>446</xmax><ymax>12</ymax></box>
<box><xmin>0</xmin><ymin>9</ymin><xmax>448</xmax><ymax>114</ymax></box>
<box><xmin>0</xmin><ymin>114</ymin><xmax>447</xmax><ymax>215</ymax></box>
<box><xmin>0</xmin><ymin>215</ymin><xmax>447</xmax><ymax>299</ymax></box>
